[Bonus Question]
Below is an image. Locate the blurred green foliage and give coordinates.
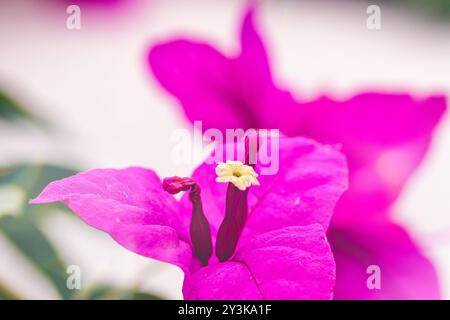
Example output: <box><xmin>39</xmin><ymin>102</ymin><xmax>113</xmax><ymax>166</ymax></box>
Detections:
<box><xmin>0</xmin><ymin>91</ymin><xmax>34</xmax><ymax>122</ymax></box>
<box><xmin>0</xmin><ymin>164</ymin><xmax>75</xmax><ymax>299</ymax></box>
<box><xmin>0</xmin><ymin>164</ymin><xmax>162</xmax><ymax>300</ymax></box>
<box><xmin>406</xmin><ymin>0</ymin><xmax>450</xmax><ymax>19</ymax></box>
<box><xmin>77</xmin><ymin>284</ymin><xmax>161</xmax><ymax>300</ymax></box>
<box><xmin>0</xmin><ymin>215</ymin><xmax>73</xmax><ymax>299</ymax></box>
<box><xmin>1</xmin><ymin>87</ymin><xmax>163</xmax><ymax>300</ymax></box>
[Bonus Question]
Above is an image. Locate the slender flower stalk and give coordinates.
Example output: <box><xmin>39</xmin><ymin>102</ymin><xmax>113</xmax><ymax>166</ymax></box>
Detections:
<box><xmin>163</xmin><ymin>177</ymin><xmax>212</xmax><ymax>265</ymax></box>
<box><xmin>216</xmin><ymin>184</ymin><xmax>248</xmax><ymax>262</ymax></box>
<box><xmin>216</xmin><ymin>135</ymin><xmax>259</xmax><ymax>261</ymax></box>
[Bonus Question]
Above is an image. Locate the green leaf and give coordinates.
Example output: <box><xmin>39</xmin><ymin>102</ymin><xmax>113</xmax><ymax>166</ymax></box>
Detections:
<box><xmin>0</xmin><ymin>91</ymin><xmax>34</xmax><ymax>122</ymax></box>
<box><xmin>77</xmin><ymin>284</ymin><xmax>163</xmax><ymax>300</ymax></box>
<box><xmin>0</xmin><ymin>163</ymin><xmax>77</xmax><ymax>200</ymax></box>
<box><xmin>124</xmin><ymin>291</ymin><xmax>162</xmax><ymax>300</ymax></box>
<box><xmin>0</xmin><ymin>163</ymin><xmax>165</xmax><ymax>300</ymax></box>
<box><xmin>0</xmin><ymin>215</ymin><xmax>72</xmax><ymax>299</ymax></box>
<box><xmin>402</xmin><ymin>0</ymin><xmax>450</xmax><ymax>19</ymax></box>
<box><xmin>0</xmin><ymin>282</ymin><xmax>22</xmax><ymax>300</ymax></box>
<box><xmin>0</xmin><ymin>163</ymin><xmax>79</xmax><ymax>299</ymax></box>
<box><xmin>0</xmin><ymin>163</ymin><xmax>77</xmax><ymax>218</ymax></box>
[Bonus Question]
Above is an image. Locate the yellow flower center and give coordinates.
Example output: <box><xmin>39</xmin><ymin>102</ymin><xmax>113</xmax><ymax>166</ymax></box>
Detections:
<box><xmin>215</xmin><ymin>160</ymin><xmax>260</xmax><ymax>191</ymax></box>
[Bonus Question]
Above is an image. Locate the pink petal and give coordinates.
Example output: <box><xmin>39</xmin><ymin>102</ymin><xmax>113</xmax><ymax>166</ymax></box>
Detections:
<box><xmin>329</xmin><ymin>219</ymin><xmax>440</xmax><ymax>299</ymax></box>
<box><xmin>234</xmin><ymin>7</ymin><xmax>272</xmax><ymax>98</ymax></box>
<box><xmin>184</xmin><ymin>262</ymin><xmax>262</xmax><ymax>299</ymax></box>
<box><xmin>187</xmin><ymin>136</ymin><xmax>347</xmax><ymax>249</ymax></box>
<box><xmin>30</xmin><ymin>167</ymin><xmax>192</xmax><ymax>270</ymax></box>
<box><xmin>147</xmin><ymin>7</ymin><xmax>301</xmax><ymax>133</ymax></box>
<box><xmin>148</xmin><ymin>40</ymin><xmax>254</xmax><ymax>131</ymax></box>
<box><xmin>245</xmin><ymin>137</ymin><xmax>348</xmax><ymax>234</ymax></box>
<box><xmin>185</xmin><ymin>224</ymin><xmax>335</xmax><ymax>299</ymax></box>
<box><xmin>296</xmin><ymin>93</ymin><xmax>446</xmax><ymax>225</ymax></box>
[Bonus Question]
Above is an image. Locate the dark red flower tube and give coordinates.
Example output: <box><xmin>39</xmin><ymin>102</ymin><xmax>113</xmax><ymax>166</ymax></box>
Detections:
<box><xmin>163</xmin><ymin>176</ymin><xmax>212</xmax><ymax>266</ymax></box>
<box><xmin>216</xmin><ymin>135</ymin><xmax>260</xmax><ymax>262</ymax></box>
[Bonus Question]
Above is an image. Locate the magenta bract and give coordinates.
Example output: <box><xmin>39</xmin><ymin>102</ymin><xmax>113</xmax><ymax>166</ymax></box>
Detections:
<box><xmin>147</xmin><ymin>6</ymin><xmax>446</xmax><ymax>299</ymax></box>
<box><xmin>31</xmin><ymin>136</ymin><xmax>348</xmax><ymax>299</ymax></box>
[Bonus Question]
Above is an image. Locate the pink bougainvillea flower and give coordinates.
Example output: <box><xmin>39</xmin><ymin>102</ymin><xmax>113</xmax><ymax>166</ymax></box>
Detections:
<box><xmin>330</xmin><ymin>218</ymin><xmax>440</xmax><ymax>299</ymax></box>
<box><xmin>30</xmin><ymin>136</ymin><xmax>348</xmax><ymax>299</ymax></box>
<box><xmin>148</xmin><ymin>7</ymin><xmax>446</xmax><ymax>299</ymax></box>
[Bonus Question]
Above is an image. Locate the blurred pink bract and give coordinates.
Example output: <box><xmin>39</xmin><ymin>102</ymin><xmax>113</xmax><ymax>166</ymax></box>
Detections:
<box><xmin>148</xmin><ymin>6</ymin><xmax>446</xmax><ymax>299</ymax></box>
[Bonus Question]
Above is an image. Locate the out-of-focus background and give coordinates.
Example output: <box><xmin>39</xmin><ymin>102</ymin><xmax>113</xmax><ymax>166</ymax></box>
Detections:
<box><xmin>0</xmin><ymin>0</ymin><xmax>449</xmax><ymax>299</ymax></box>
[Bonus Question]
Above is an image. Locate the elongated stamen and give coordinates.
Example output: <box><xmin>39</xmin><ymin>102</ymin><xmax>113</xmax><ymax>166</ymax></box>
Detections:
<box><xmin>215</xmin><ymin>135</ymin><xmax>260</xmax><ymax>262</ymax></box>
<box><xmin>162</xmin><ymin>177</ymin><xmax>212</xmax><ymax>266</ymax></box>
<box><xmin>245</xmin><ymin>134</ymin><xmax>260</xmax><ymax>166</ymax></box>
<box><xmin>215</xmin><ymin>160</ymin><xmax>259</xmax><ymax>191</ymax></box>
<box><xmin>215</xmin><ymin>183</ymin><xmax>248</xmax><ymax>262</ymax></box>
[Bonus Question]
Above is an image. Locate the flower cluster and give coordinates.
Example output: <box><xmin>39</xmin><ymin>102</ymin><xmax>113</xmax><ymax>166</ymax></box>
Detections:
<box><xmin>31</xmin><ymin>136</ymin><xmax>348</xmax><ymax>299</ymax></box>
<box><xmin>31</xmin><ymin>5</ymin><xmax>446</xmax><ymax>299</ymax></box>
<box><xmin>147</xmin><ymin>6</ymin><xmax>446</xmax><ymax>299</ymax></box>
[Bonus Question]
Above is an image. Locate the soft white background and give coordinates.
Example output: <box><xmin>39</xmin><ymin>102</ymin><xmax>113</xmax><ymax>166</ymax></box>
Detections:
<box><xmin>0</xmin><ymin>0</ymin><xmax>449</xmax><ymax>299</ymax></box>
